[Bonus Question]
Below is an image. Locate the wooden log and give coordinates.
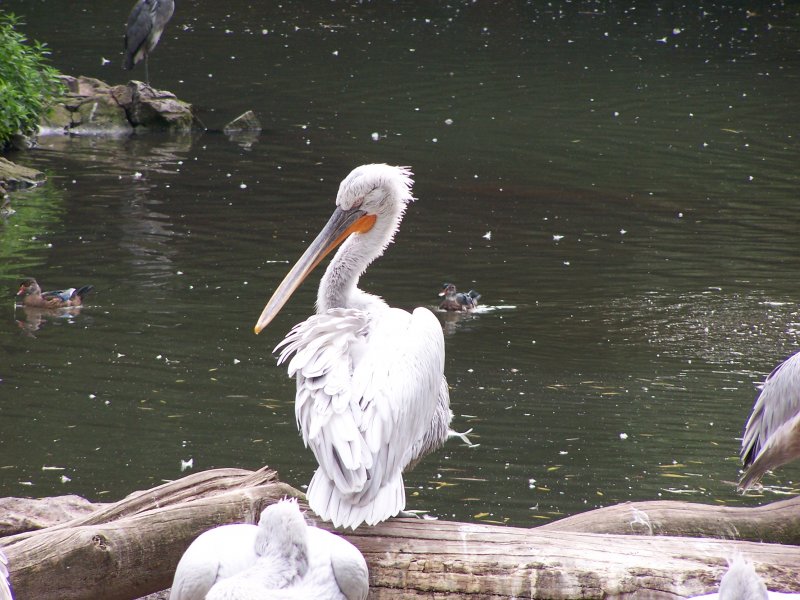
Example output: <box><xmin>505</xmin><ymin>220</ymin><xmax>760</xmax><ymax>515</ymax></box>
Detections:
<box><xmin>2</xmin><ymin>482</ymin><xmax>300</xmax><ymax>600</ymax></box>
<box><xmin>341</xmin><ymin>519</ymin><xmax>800</xmax><ymax>599</ymax></box>
<box><xmin>0</xmin><ymin>495</ymin><xmax>102</xmax><ymax>537</ymax></box>
<box><xmin>2</xmin><ymin>468</ymin><xmax>799</xmax><ymax>599</ymax></box>
<box><xmin>7</xmin><ymin>504</ymin><xmax>798</xmax><ymax>599</ymax></box>
<box><xmin>537</xmin><ymin>496</ymin><xmax>800</xmax><ymax>545</ymax></box>
<box><xmin>3</xmin><ymin>466</ymin><xmax>278</xmax><ymax>546</ymax></box>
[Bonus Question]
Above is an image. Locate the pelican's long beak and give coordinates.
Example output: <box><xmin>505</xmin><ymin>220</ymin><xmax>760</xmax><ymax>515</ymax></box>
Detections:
<box><xmin>254</xmin><ymin>207</ymin><xmax>377</xmax><ymax>334</ymax></box>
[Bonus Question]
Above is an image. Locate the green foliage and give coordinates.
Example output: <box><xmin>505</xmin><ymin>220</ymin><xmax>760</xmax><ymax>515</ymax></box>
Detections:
<box><xmin>0</xmin><ymin>12</ymin><xmax>63</xmax><ymax>148</ymax></box>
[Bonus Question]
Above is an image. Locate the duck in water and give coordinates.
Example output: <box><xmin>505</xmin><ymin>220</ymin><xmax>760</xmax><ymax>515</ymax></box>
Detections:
<box><xmin>438</xmin><ymin>283</ymin><xmax>480</xmax><ymax>311</ymax></box>
<box><xmin>15</xmin><ymin>279</ymin><xmax>94</xmax><ymax>309</ymax></box>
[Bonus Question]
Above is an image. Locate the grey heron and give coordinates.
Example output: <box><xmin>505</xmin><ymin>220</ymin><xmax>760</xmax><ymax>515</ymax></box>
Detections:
<box><xmin>254</xmin><ymin>164</ymin><xmax>459</xmax><ymax>530</ymax></box>
<box><xmin>123</xmin><ymin>0</ymin><xmax>175</xmax><ymax>85</ymax></box>
<box><xmin>738</xmin><ymin>350</ymin><xmax>800</xmax><ymax>491</ymax></box>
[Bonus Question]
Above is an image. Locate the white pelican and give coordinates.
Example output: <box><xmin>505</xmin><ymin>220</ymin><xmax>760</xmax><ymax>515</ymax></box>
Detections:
<box><xmin>254</xmin><ymin>164</ymin><xmax>456</xmax><ymax>529</ymax></box>
<box><xmin>738</xmin><ymin>350</ymin><xmax>800</xmax><ymax>491</ymax></box>
<box><xmin>688</xmin><ymin>554</ymin><xmax>800</xmax><ymax>599</ymax></box>
<box><xmin>0</xmin><ymin>548</ymin><xmax>12</xmax><ymax>600</ymax></box>
<box><xmin>170</xmin><ymin>499</ymin><xmax>369</xmax><ymax>600</ymax></box>
<box><xmin>169</xmin><ymin>521</ymin><xmax>261</xmax><ymax>599</ymax></box>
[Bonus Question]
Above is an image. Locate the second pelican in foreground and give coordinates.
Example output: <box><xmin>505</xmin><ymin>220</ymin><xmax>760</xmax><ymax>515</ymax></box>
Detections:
<box><xmin>254</xmin><ymin>164</ymin><xmax>456</xmax><ymax>529</ymax></box>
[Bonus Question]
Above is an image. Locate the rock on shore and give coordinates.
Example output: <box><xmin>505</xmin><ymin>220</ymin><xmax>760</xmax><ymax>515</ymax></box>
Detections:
<box><xmin>40</xmin><ymin>75</ymin><xmax>203</xmax><ymax>135</ymax></box>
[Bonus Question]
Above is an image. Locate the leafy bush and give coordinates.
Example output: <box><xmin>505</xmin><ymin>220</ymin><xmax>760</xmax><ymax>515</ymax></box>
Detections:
<box><xmin>0</xmin><ymin>12</ymin><xmax>63</xmax><ymax>149</ymax></box>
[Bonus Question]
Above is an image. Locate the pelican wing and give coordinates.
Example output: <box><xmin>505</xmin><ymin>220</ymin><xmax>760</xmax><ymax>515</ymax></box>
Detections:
<box><xmin>741</xmin><ymin>351</ymin><xmax>800</xmax><ymax>467</ymax></box>
<box><xmin>170</xmin><ymin>524</ymin><xmax>259</xmax><ymax>600</ymax></box>
<box><xmin>277</xmin><ymin>306</ymin><xmax>444</xmax><ymax>529</ymax></box>
<box><xmin>306</xmin><ymin>527</ymin><xmax>369</xmax><ymax>600</ymax></box>
<box><xmin>0</xmin><ymin>548</ymin><xmax>12</xmax><ymax>600</ymax></box>
<box><xmin>739</xmin><ymin>411</ymin><xmax>800</xmax><ymax>490</ymax></box>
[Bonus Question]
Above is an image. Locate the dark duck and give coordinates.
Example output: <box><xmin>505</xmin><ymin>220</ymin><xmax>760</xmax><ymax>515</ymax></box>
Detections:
<box><xmin>16</xmin><ymin>278</ymin><xmax>94</xmax><ymax>309</ymax></box>
<box><xmin>438</xmin><ymin>283</ymin><xmax>481</xmax><ymax>311</ymax></box>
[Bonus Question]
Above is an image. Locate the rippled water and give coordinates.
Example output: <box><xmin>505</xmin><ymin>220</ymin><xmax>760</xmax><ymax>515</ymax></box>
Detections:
<box><xmin>1</xmin><ymin>1</ymin><xmax>798</xmax><ymax>526</ymax></box>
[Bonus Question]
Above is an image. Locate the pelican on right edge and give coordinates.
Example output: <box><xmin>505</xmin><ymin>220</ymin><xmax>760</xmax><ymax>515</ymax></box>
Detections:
<box><xmin>254</xmin><ymin>164</ymin><xmax>459</xmax><ymax>530</ymax></box>
<box><xmin>739</xmin><ymin>350</ymin><xmax>800</xmax><ymax>491</ymax></box>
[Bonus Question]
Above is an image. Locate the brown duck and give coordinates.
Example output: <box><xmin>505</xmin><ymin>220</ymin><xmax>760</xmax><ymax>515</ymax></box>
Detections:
<box><xmin>16</xmin><ymin>278</ymin><xmax>94</xmax><ymax>309</ymax></box>
<box><xmin>438</xmin><ymin>283</ymin><xmax>481</xmax><ymax>311</ymax></box>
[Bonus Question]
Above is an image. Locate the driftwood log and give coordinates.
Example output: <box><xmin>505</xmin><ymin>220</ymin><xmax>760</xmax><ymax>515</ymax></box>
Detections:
<box><xmin>1</xmin><ymin>468</ymin><xmax>798</xmax><ymax>600</ymax></box>
<box><xmin>538</xmin><ymin>496</ymin><xmax>800</xmax><ymax>545</ymax></box>
<box><xmin>1</xmin><ymin>467</ymin><xmax>301</xmax><ymax>600</ymax></box>
<box><xmin>349</xmin><ymin>519</ymin><xmax>800</xmax><ymax>599</ymax></box>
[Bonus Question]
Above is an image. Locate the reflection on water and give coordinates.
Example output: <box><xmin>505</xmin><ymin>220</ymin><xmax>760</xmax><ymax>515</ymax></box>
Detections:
<box><xmin>14</xmin><ymin>305</ymin><xmax>87</xmax><ymax>337</ymax></box>
<box><xmin>0</xmin><ymin>1</ymin><xmax>799</xmax><ymax>527</ymax></box>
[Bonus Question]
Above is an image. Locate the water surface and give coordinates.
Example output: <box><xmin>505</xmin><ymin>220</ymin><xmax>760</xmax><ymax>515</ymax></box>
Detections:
<box><xmin>1</xmin><ymin>1</ymin><xmax>799</xmax><ymax>526</ymax></box>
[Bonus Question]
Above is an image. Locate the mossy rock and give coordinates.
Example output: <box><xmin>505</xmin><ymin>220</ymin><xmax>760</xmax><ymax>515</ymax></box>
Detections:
<box><xmin>71</xmin><ymin>95</ymin><xmax>133</xmax><ymax>135</ymax></box>
<box><xmin>0</xmin><ymin>156</ymin><xmax>45</xmax><ymax>190</ymax></box>
<box><xmin>38</xmin><ymin>103</ymin><xmax>73</xmax><ymax>133</ymax></box>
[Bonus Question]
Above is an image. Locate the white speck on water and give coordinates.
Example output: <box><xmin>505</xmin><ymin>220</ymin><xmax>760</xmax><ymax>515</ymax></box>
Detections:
<box><xmin>371</xmin><ymin>132</ymin><xmax>380</xmax><ymax>141</ymax></box>
<box><xmin>89</xmin><ymin>394</ymin><xmax>96</xmax><ymax>399</ymax></box>
<box><xmin>672</xmin><ymin>28</ymin><xmax>682</xmax><ymax>35</ymax></box>
<box><xmin>553</xmin><ymin>234</ymin><xmax>564</xmax><ymax>241</ymax></box>
<box><xmin>180</xmin><ymin>458</ymin><xmax>194</xmax><ymax>472</ymax></box>
<box><xmin>483</xmin><ymin>231</ymin><xmax>492</xmax><ymax>240</ymax></box>
<box><xmin>620</xmin><ymin>229</ymin><xmax>627</xmax><ymax>235</ymax></box>
<box><xmin>240</xmin><ymin>183</ymin><xmax>247</xmax><ymax>189</ymax></box>
<box><xmin>60</xmin><ymin>475</ymin><xmax>71</xmax><ymax>484</ymax></box>
<box><xmin>233</xmin><ymin>358</ymin><xmax>241</xmax><ymax>365</ymax></box>
<box><xmin>101</xmin><ymin>57</ymin><xmax>110</xmax><ymax>65</ymax></box>
<box><xmin>620</xmin><ymin>432</ymin><xmax>629</xmax><ymax>440</ymax></box>
<box><xmin>678</xmin><ymin>212</ymin><xmax>684</xmax><ymax>218</ymax></box>
<box><xmin>444</xmin><ymin>118</ymin><xmax>453</xmax><ymax>125</ymax></box>
<box><xmin>563</xmin><ymin>261</ymin><xmax>571</xmax><ymax>266</ymax></box>
<box><xmin>332</xmin><ymin>50</ymin><xmax>339</xmax><ymax>56</ymax></box>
